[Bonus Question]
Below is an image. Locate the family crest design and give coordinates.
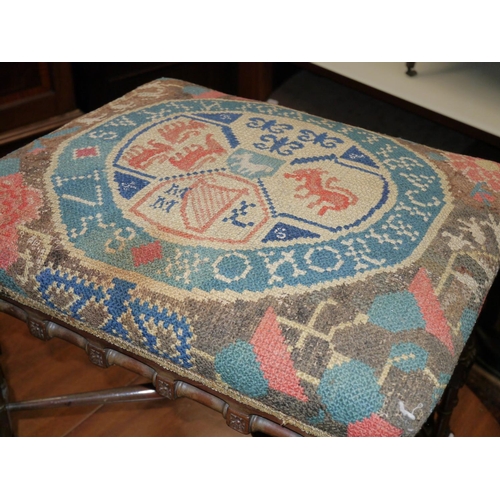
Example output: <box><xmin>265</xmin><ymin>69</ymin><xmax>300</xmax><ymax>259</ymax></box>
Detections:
<box><xmin>45</xmin><ymin>99</ymin><xmax>450</xmax><ymax>295</ymax></box>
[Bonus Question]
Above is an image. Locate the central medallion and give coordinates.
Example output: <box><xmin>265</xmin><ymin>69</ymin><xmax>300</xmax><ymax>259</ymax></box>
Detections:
<box><xmin>50</xmin><ymin>99</ymin><xmax>450</xmax><ymax>296</ymax></box>
<box><xmin>109</xmin><ymin>111</ymin><xmax>394</xmax><ymax>249</ymax></box>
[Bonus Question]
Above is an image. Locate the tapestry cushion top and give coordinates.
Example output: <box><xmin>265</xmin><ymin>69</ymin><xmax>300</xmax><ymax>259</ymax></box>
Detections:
<box><xmin>1</xmin><ymin>78</ymin><xmax>500</xmax><ymax>436</ymax></box>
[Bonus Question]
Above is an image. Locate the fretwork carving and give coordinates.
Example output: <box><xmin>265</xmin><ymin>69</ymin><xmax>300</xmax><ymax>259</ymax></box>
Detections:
<box><xmin>87</xmin><ymin>344</ymin><xmax>109</xmax><ymax>368</ymax></box>
<box><xmin>226</xmin><ymin>408</ymin><xmax>250</xmax><ymax>434</ymax></box>
<box><xmin>155</xmin><ymin>376</ymin><xmax>176</xmax><ymax>400</ymax></box>
<box><xmin>27</xmin><ymin>317</ymin><xmax>50</xmax><ymax>341</ymax></box>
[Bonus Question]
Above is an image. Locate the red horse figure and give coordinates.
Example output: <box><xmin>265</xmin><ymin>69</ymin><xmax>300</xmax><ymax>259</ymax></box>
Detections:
<box><xmin>284</xmin><ymin>168</ymin><xmax>358</xmax><ymax>216</ymax></box>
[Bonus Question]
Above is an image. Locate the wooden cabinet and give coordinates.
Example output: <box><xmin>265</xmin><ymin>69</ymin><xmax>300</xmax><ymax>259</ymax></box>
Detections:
<box><xmin>0</xmin><ymin>62</ymin><xmax>243</xmax><ymax>156</ymax></box>
<box><xmin>0</xmin><ymin>63</ymin><xmax>81</xmax><ymax>156</ymax></box>
<box><xmin>71</xmin><ymin>62</ymin><xmax>240</xmax><ymax>112</ymax></box>
<box><xmin>0</xmin><ymin>62</ymin><xmax>298</xmax><ymax>157</ymax></box>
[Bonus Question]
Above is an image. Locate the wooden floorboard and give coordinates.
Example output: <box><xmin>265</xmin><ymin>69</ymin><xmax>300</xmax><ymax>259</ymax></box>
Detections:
<box><xmin>66</xmin><ymin>395</ymin><xmax>245</xmax><ymax>437</ymax></box>
<box><xmin>1</xmin><ymin>311</ymin><xmax>498</xmax><ymax>437</ymax></box>
<box><xmin>450</xmin><ymin>384</ymin><xmax>500</xmax><ymax>437</ymax></box>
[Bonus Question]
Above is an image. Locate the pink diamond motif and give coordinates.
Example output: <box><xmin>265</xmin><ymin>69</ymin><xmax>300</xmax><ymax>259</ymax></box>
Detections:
<box><xmin>74</xmin><ymin>146</ymin><xmax>100</xmax><ymax>159</ymax></box>
<box><xmin>132</xmin><ymin>241</ymin><xmax>163</xmax><ymax>267</ymax></box>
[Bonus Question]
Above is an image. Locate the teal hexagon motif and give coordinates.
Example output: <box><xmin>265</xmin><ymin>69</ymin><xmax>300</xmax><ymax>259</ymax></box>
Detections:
<box><xmin>214</xmin><ymin>340</ymin><xmax>268</xmax><ymax>398</ymax></box>
<box><xmin>317</xmin><ymin>360</ymin><xmax>384</xmax><ymax>425</ymax></box>
<box><xmin>460</xmin><ymin>308</ymin><xmax>477</xmax><ymax>342</ymax></box>
<box><xmin>368</xmin><ymin>291</ymin><xmax>425</xmax><ymax>332</ymax></box>
<box><xmin>390</xmin><ymin>342</ymin><xmax>428</xmax><ymax>372</ymax></box>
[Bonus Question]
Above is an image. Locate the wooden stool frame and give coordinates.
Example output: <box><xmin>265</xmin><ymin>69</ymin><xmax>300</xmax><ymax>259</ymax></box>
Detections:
<box><xmin>0</xmin><ymin>294</ymin><xmax>476</xmax><ymax>437</ymax></box>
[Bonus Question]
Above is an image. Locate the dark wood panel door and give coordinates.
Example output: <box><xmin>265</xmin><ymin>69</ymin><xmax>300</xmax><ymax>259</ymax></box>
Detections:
<box><xmin>72</xmin><ymin>62</ymin><xmax>240</xmax><ymax>112</ymax></box>
<box><xmin>0</xmin><ymin>63</ymin><xmax>78</xmax><ymax>134</ymax></box>
<box><xmin>0</xmin><ymin>63</ymin><xmax>51</xmax><ymax>103</ymax></box>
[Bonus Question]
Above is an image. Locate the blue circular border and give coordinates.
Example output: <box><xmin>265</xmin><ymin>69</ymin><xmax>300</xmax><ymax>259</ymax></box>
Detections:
<box><xmin>51</xmin><ymin>99</ymin><xmax>448</xmax><ymax>294</ymax></box>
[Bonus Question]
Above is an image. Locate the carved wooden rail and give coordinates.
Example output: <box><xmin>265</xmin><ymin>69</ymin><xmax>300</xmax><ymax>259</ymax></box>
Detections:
<box><xmin>0</xmin><ymin>296</ymin><xmax>302</xmax><ymax>437</ymax></box>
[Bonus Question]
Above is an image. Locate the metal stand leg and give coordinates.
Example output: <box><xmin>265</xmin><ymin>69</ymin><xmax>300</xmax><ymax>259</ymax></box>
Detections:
<box><xmin>5</xmin><ymin>384</ymin><xmax>164</xmax><ymax>413</ymax></box>
<box><xmin>406</xmin><ymin>62</ymin><xmax>417</xmax><ymax>77</ymax></box>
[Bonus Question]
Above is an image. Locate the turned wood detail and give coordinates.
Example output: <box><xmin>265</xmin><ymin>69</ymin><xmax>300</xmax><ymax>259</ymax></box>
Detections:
<box><xmin>0</xmin><ymin>359</ymin><xmax>13</xmax><ymax>437</ymax></box>
<box><xmin>0</xmin><ymin>296</ymin><xmax>303</xmax><ymax>437</ymax></box>
<box><xmin>0</xmin><ymin>299</ymin><xmax>27</xmax><ymax>322</ymax></box>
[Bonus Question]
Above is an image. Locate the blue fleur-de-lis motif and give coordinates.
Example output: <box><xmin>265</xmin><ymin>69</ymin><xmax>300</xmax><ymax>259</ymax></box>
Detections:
<box><xmin>246</xmin><ymin>117</ymin><xmax>293</xmax><ymax>134</ymax></box>
<box><xmin>254</xmin><ymin>134</ymin><xmax>304</xmax><ymax>156</ymax></box>
<box><xmin>297</xmin><ymin>129</ymin><xmax>344</xmax><ymax>148</ymax></box>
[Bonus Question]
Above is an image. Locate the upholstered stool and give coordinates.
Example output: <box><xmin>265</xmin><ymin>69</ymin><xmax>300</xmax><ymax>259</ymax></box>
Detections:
<box><xmin>1</xmin><ymin>78</ymin><xmax>499</xmax><ymax>437</ymax></box>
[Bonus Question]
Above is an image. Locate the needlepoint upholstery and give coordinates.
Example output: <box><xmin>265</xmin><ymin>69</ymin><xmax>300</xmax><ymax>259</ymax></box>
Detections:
<box><xmin>1</xmin><ymin>78</ymin><xmax>500</xmax><ymax>436</ymax></box>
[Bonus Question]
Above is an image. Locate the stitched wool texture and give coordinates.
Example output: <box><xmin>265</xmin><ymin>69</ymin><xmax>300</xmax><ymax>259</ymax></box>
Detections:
<box><xmin>1</xmin><ymin>78</ymin><xmax>500</xmax><ymax>436</ymax></box>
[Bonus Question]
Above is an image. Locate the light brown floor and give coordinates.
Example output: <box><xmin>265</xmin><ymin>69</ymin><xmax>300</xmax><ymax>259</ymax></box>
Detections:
<box><xmin>1</xmin><ymin>311</ymin><xmax>499</xmax><ymax>437</ymax></box>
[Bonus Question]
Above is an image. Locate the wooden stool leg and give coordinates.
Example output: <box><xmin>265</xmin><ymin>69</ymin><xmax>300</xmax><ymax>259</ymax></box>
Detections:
<box><xmin>0</xmin><ymin>347</ymin><xmax>14</xmax><ymax>437</ymax></box>
<box><xmin>418</xmin><ymin>331</ymin><xmax>476</xmax><ymax>436</ymax></box>
<box><xmin>434</xmin><ymin>333</ymin><xmax>476</xmax><ymax>436</ymax></box>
